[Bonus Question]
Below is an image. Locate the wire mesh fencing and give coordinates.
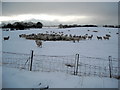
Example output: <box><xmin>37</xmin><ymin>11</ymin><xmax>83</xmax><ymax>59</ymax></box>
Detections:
<box><xmin>32</xmin><ymin>54</ymin><xmax>75</xmax><ymax>75</ymax></box>
<box><xmin>2</xmin><ymin>51</ymin><xmax>31</xmax><ymax>70</ymax></box>
<box><xmin>77</xmin><ymin>55</ymin><xmax>119</xmax><ymax>78</ymax></box>
<box><xmin>2</xmin><ymin>51</ymin><xmax>119</xmax><ymax>79</ymax></box>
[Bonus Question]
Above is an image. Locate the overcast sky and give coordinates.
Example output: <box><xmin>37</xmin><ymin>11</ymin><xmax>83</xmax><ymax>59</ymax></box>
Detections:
<box><xmin>1</xmin><ymin>2</ymin><xmax>118</xmax><ymax>25</ymax></box>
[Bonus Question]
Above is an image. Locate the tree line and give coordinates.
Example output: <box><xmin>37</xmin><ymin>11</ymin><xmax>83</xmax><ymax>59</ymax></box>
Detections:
<box><xmin>2</xmin><ymin>22</ymin><xmax>119</xmax><ymax>30</ymax></box>
<box><xmin>58</xmin><ymin>24</ymin><xmax>120</xmax><ymax>28</ymax></box>
<box><xmin>102</xmin><ymin>25</ymin><xmax>120</xmax><ymax>28</ymax></box>
<box><xmin>2</xmin><ymin>22</ymin><xmax>43</xmax><ymax>30</ymax></box>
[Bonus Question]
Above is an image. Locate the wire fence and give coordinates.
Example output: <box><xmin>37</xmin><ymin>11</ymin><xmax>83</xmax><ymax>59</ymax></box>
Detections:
<box><xmin>2</xmin><ymin>51</ymin><xmax>31</xmax><ymax>70</ymax></box>
<box><xmin>2</xmin><ymin>51</ymin><xmax>120</xmax><ymax>79</ymax></box>
<box><xmin>77</xmin><ymin>55</ymin><xmax>119</xmax><ymax>78</ymax></box>
<box><xmin>33</xmin><ymin>54</ymin><xmax>75</xmax><ymax>74</ymax></box>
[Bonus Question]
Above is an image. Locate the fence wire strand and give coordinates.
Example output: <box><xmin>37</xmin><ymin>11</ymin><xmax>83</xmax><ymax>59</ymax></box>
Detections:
<box><xmin>2</xmin><ymin>51</ymin><xmax>119</xmax><ymax>79</ymax></box>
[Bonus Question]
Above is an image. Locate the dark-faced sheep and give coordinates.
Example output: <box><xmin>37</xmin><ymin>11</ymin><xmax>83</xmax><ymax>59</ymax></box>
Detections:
<box><xmin>93</xmin><ymin>30</ymin><xmax>98</xmax><ymax>32</ymax></box>
<box><xmin>35</xmin><ymin>40</ymin><xmax>42</xmax><ymax>47</ymax></box>
<box><xmin>88</xmin><ymin>35</ymin><xmax>93</xmax><ymax>40</ymax></box>
<box><xmin>97</xmin><ymin>36</ymin><xmax>102</xmax><ymax>40</ymax></box>
<box><xmin>4</xmin><ymin>36</ymin><xmax>10</xmax><ymax>40</ymax></box>
<box><xmin>82</xmin><ymin>35</ymin><xmax>87</xmax><ymax>40</ymax></box>
<box><xmin>103</xmin><ymin>36</ymin><xmax>109</xmax><ymax>40</ymax></box>
<box><xmin>19</xmin><ymin>34</ymin><xmax>26</xmax><ymax>38</ymax></box>
<box><xmin>106</xmin><ymin>34</ymin><xmax>111</xmax><ymax>37</ymax></box>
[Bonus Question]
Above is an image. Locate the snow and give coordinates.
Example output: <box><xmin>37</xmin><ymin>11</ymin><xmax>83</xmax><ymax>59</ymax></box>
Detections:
<box><xmin>2</xmin><ymin>27</ymin><xmax>118</xmax><ymax>57</ymax></box>
<box><xmin>2</xmin><ymin>66</ymin><xmax>118</xmax><ymax>88</ymax></box>
<box><xmin>2</xmin><ymin>27</ymin><xmax>119</xmax><ymax>88</ymax></box>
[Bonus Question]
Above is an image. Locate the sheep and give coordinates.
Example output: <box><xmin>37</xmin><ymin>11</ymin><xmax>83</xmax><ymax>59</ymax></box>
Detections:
<box><xmin>81</xmin><ymin>35</ymin><xmax>87</xmax><ymax>40</ymax></box>
<box><xmin>85</xmin><ymin>34</ymin><xmax>88</xmax><ymax>36</ymax></box>
<box><xmin>35</xmin><ymin>40</ymin><xmax>42</xmax><ymax>47</ymax></box>
<box><xmin>19</xmin><ymin>34</ymin><xmax>26</xmax><ymax>38</ymax></box>
<box><xmin>73</xmin><ymin>37</ymin><xmax>80</xmax><ymax>43</ymax></box>
<box><xmin>65</xmin><ymin>64</ymin><xmax>74</xmax><ymax>67</ymax></box>
<box><xmin>97</xmin><ymin>36</ymin><xmax>102</xmax><ymax>40</ymax></box>
<box><xmin>4</xmin><ymin>36</ymin><xmax>10</xmax><ymax>40</ymax></box>
<box><xmin>103</xmin><ymin>36</ymin><xmax>109</xmax><ymax>40</ymax></box>
<box><xmin>93</xmin><ymin>30</ymin><xmax>98</xmax><ymax>32</ymax></box>
<box><xmin>106</xmin><ymin>34</ymin><xmax>111</xmax><ymax>37</ymax></box>
<box><xmin>88</xmin><ymin>35</ymin><xmax>93</xmax><ymax>40</ymax></box>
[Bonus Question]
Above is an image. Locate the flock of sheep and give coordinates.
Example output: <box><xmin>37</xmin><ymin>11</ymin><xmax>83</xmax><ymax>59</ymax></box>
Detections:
<box><xmin>96</xmin><ymin>34</ymin><xmax>111</xmax><ymax>40</ymax></box>
<box><xmin>3</xmin><ymin>29</ymin><xmax>119</xmax><ymax>47</ymax></box>
<box><xmin>18</xmin><ymin>29</ymin><xmax>118</xmax><ymax>47</ymax></box>
<box><xmin>19</xmin><ymin>33</ymin><xmax>93</xmax><ymax>42</ymax></box>
<box><xmin>19</xmin><ymin>30</ymin><xmax>113</xmax><ymax>41</ymax></box>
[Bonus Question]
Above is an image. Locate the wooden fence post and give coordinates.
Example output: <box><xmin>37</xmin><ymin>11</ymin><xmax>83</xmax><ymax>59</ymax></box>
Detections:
<box><xmin>30</xmin><ymin>50</ymin><xmax>34</xmax><ymax>71</ymax></box>
<box><xmin>74</xmin><ymin>54</ymin><xmax>77</xmax><ymax>75</ymax></box>
<box><xmin>74</xmin><ymin>54</ymin><xmax>79</xmax><ymax>75</ymax></box>
<box><xmin>76</xmin><ymin>54</ymin><xmax>79</xmax><ymax>75</ymax></box>
<box><xmin>108</xmin><ymin>56</ymin><xmax>112</xmax><ymax>78</ymax></box>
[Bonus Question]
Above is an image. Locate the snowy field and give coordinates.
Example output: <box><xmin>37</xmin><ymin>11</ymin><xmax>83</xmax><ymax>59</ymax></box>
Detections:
<box><xmin>2</xmin><ymin>27</ymin><xmax>119</xmax><ymax>88</ymax></box>
<box><xmin>1</xmin><ymin>66</ymin><xmax>118</xmax><ymax>88</ymax></box>
<box><xmin>2</xmin><ymin>27</ymin><xmax>118</xmax><ymax>57</ymax></box>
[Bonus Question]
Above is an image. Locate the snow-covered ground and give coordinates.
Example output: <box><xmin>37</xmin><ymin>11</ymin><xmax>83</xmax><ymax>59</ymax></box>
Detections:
<box><xmin>2</xmin><ymin>27</ymin><xmax>118</xmax><ymax>57</ymax></box>
<box><xmin>2</xmin><ymin>27</ymin><xmax>118</xmax><ymax>88</ymax></box>
<box><xmin>2</xmin><ymin>66</ymin><xmax>118</xmax><ymax>88</ymax></box>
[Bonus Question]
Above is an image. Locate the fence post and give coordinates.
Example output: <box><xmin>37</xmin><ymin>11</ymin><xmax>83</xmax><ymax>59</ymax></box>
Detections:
<box><xmin>74</xmin><ymin>54</ymin><xmax>77</xmax><ymax>75</ymax></box>
<box><xmin>74</xmin><ymin>54</ymin><xmax>79</xmax><ymax>75</ymax></box>
<box><xmin>76</xmin><ymin>54</ymin><xmax>79</xmax><ymax>75</ymax></box>
<box><xmin>30</xmin><ymin>50</ymin><xmax>34</xmax><ymax>71</ymax></box>
<box><xmin>108</xmin><ymin>56</ymin><xmax>112</xmax><ymax>78</ymax></box>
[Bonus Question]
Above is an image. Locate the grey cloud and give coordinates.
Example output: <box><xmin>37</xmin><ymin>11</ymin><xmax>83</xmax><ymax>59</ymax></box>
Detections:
<box><xmin>2</xmin><ymin>2</ymin><xmax>118</xmax><ymax>25</ymax></box>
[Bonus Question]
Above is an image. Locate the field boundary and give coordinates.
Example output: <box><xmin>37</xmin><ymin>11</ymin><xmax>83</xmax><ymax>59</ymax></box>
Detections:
<box><xmin>2</xmin><ymin>50</ymin><xmax>119</xmax><ymax>79</ymax></box>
